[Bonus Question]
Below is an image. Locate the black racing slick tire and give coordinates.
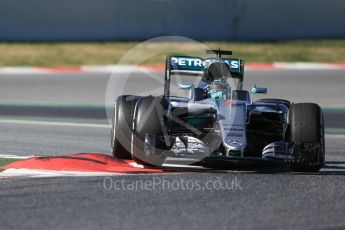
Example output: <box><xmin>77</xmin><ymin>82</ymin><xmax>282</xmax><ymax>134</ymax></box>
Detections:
<box><xmin>288</xmin><ymin>103</ymin><xmax>325</xmax><ymax>172</ymax></box>
<box><xmin>111</xmin><ymin>95</ymin><xmax>140</xmax><ymax>159</ymax></box>
<box><xmin>132</xmin><ymin>96</ymin><xmax>169</xmax><ymax>166</ymax></box>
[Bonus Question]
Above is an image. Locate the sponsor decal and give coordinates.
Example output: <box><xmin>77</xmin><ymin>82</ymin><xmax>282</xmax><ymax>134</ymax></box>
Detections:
<box><xmin>224</xmin><ymin>128</ymin><xmax>244</xmax><ymax>132</ymax></box>
<box><xmin>224</xmin><ymin>100</ymin><xmax>246</xmax><ymax>106</ymax></box>
<box><xmin>170</xmin><ymin>56</ymin><xmax>242</xmax><ymax>73</ymax></box>
<box><xmin>224</xmin><ymin>100</ymin><xmax>235</xmax><ymax>106</ymax></box>
<box><xmin>171</xmin><ymin>57</ymin><xmax>203</xmax><ymax>67</ymax></box>
<box><xmin>228</xmin><ymin>139</ymin><xmax>242</xmax><ymax>145</ymax></box>
<box><xmin>223</xmin><ymin>59</ymin><xmax>239</xmax><ymax>69</ymax></box>
<box><xmin>226</xmin><ymin>132</ymin><xmax>244</xmax><ymax>137</ymax></box>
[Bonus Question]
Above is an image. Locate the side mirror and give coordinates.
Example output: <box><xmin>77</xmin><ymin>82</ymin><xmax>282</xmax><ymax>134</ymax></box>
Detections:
<box><xmin>251</xmin><ymin>86</ymin><xmax>267</xmax><ymax>94</ymax></box>
<box><xmin>178</xmin><ymin>83</ymin><xmax>194</xmax><ymax>90</ymax></box>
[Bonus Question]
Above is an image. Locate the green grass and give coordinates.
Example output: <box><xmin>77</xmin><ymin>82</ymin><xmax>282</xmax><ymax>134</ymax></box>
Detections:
<box><xmin>0</xmin><ymin>158</ymin><xmax>20</xmax><ymax>172</ymax></box>
<box><xmin>0</xmin><ymin>39</ymin><xmax>345</xmax><ymax>66</ymax></box>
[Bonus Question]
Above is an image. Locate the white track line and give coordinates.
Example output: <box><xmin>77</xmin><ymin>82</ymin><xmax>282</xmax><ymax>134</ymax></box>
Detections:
<box><xmin>326</xmin><ymin>133</ymin><xmax>345</xmax><ymax>138</ymax></box>
<box><xmin>0</xmin><ymin>63</ymin><xmax>344</xmax><ymax>75</ymax></box>
<box><xmin>0</xmin><ymin>168</ymin><xmax>185</xmax><ymax>178</ymax></box>
<box><xmin>0</xmin><ymin>154</ymin><xmax>31</xmax><ymax>159</ymax></box>
<box><xmin>0</xmin><ymin>67</ymin><xmax>51</xmax><ymax>74</ymax></box>
<box><xmin>1</xmin><ymin>168</ymin><xmax>125</xmax><ymax>177</ymax></box>
<box><xmin>81</xmin><ymin>65</ymin><xmax>141</xmax><ymax>73</ymax></box>
<box><xmin>273</xmin><ymin>62</ymin><xmax>343</xmax><ymax>70</ymax></box>
<box><xmin>0</xmin><ymin>119</ymin><xmax>110</xmax><ymax>128</ymax></box>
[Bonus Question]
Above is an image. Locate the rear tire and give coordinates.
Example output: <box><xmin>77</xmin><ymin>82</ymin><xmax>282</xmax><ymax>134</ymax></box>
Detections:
<box><xmin>288</xmin><ymin>103</ymin><xmax>325</xmax><ymax>172</ymax></box>
<box><xmin>132</xmin><ymin>96</ymin><xmax>169</xmax><ymax>166</ymax></box>
<box><xmin>111</xmin><ymin>95</ymin><xmax>140</xmax><ymax>159</ymax></box>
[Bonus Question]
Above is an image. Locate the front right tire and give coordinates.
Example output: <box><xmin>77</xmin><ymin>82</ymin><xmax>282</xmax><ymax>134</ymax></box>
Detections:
<box><xmin>288</xmin><ymin>103</ymin><xmax>325</xmax><ymax>172</ymax></box>
<box><xmin>132</xmin><ymin>96</ymin><xmax>169</xmax><ymax>166</ymax></box>
<box><xmin>111</xmin><ymin>95</ymin><xmax>140</xmax><ymax>159</ymax></box>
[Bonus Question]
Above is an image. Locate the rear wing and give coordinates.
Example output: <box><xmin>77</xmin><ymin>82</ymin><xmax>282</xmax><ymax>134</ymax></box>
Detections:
<box><xmin>168</xmin><ymin>56</ymin><xmax>244</xmax><ymax>76</ymax></box>
<box><xmin>164</xmin><ymin>55</ymin><xmax>245</xmax><ymax>97</ymax></box>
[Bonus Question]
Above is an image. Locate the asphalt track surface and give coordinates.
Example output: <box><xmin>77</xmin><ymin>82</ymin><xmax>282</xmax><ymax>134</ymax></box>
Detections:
<box><xmin>1</xmin><ymin>70</ymin><xmax>345</xmax><ymax>230</ymax></box>
<box><xmin>1</xmin><ymin>121</ymin><xmax>345</xmax><ymax>230</ymax></box>
<box><xmin>0</xmin><ymin>69</ymin><xmax>345</xmax><ymax>107</ymax></box>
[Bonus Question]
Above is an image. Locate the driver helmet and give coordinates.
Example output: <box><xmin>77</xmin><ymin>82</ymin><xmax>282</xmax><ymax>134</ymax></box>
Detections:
<box><xmin>208</xmin><ymin>80</ymin><xmax>231</xmax><ymax>100</ymax></box>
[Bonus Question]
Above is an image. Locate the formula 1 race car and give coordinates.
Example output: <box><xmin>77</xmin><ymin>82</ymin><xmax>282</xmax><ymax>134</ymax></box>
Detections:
<box><xmin>111</xmin><ymin>50</ymin><xmax>325</xmax><ymax>172</ymax></box>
